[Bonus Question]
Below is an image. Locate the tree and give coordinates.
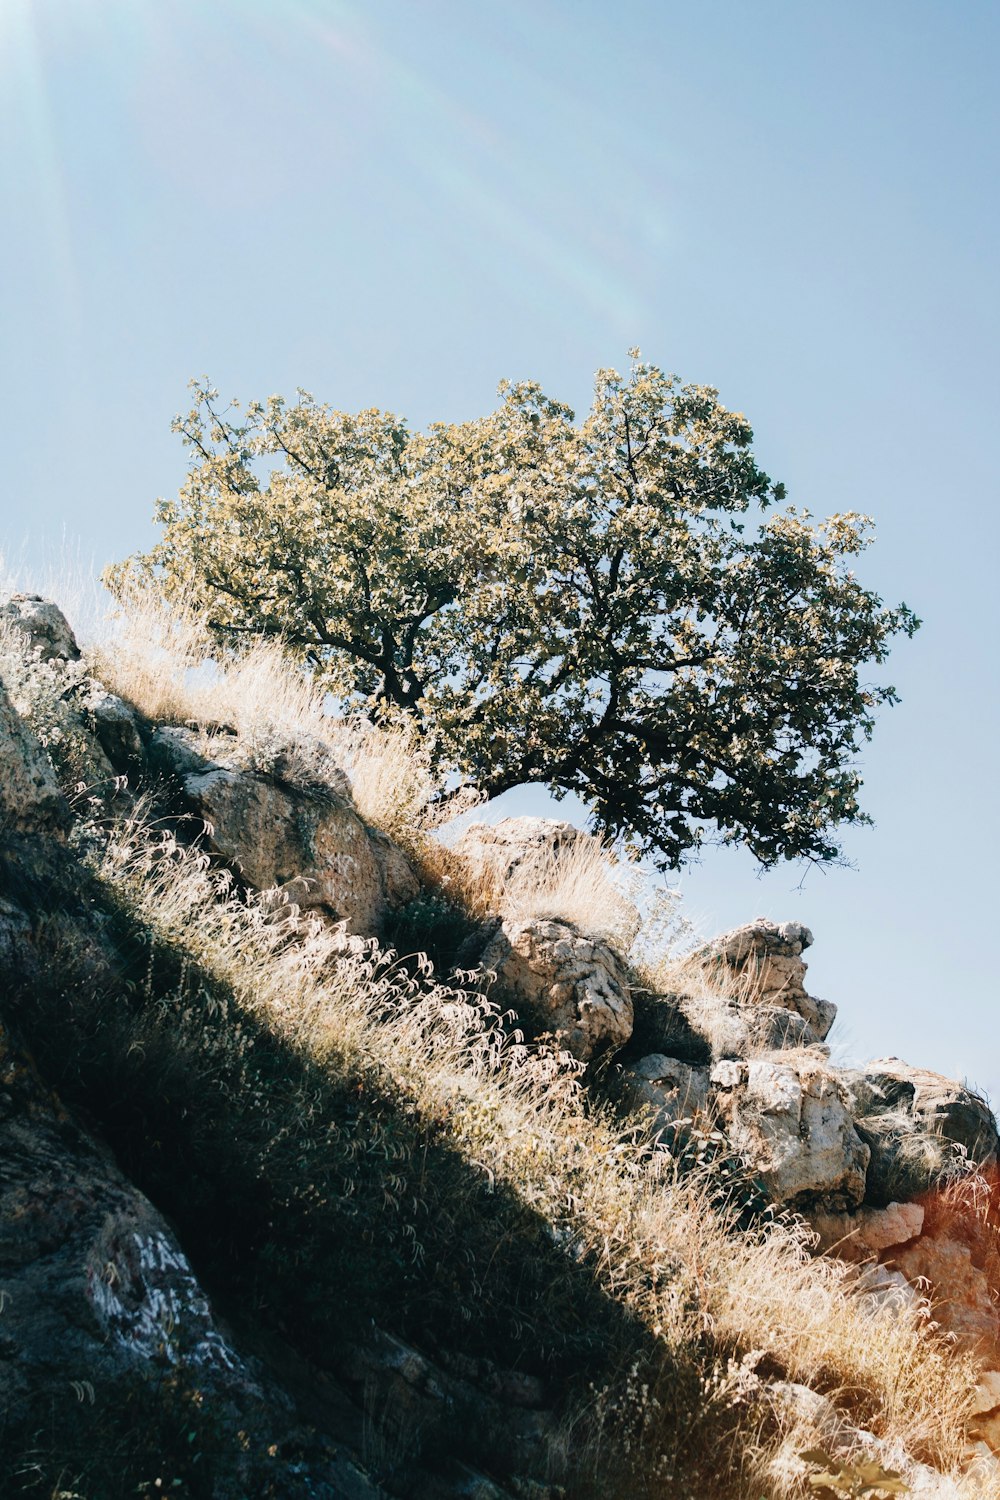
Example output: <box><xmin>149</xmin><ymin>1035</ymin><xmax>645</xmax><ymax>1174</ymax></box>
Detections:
<box><xmin>107</xmin><ymin>355</ymin><xmax>918</xmax><ymax>870</ymax></box>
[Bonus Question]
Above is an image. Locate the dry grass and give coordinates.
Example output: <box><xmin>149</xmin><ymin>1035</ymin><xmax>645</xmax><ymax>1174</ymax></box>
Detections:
<box><xmin>85</xmin><ymin>588</ymin><xmax>441</xmax><ymax>844</ymax></box>
<box><xmin>0</xmin><ymin>581</ymin><xmax>988</xmax><ymax>1493</ymax></box>
<box><xmin>503</xmin><ymin>832</ymin><xmax>642</xmax><ymax>951</ymax></box>
<box><xmin>418</xmin><ymin>827</ymin><xmax>643</xmax><ymax>958</ymax></box>
<box><xmin>77</xmin><ymin>818</ymin><xmax>978</xmax><ymax>1493</ymax></box>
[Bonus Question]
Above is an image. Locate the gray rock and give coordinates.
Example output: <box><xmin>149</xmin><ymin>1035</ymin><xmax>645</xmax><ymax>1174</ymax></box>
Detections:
<box><xmin>0</xmin><ymin>1011</ymin><xmax>258</xmax><ymax>1426</ymax></box>
<box><xmin>185</xmin><ymin>763</ymin><xmax>384</xmax><ymax>935</ymax></box>
<box><xmin>82</xmin><ymin>684</ymin><xmax>145</xmax><ymax>769</ymax></box>
<box><xmin>479</xmin><ymin>917</ymin><xmax>633</xmax><ymax>1061</ymax></box>
<box><xmin>147</xmin><ymin>723</ymin><xmax>210</xmax><ymax>779</ymax></box>
<box><xmin>0</xmin><ymin>593</ymin><xmax>80</xmax><ymax>662</ymax></box>
<box><xmin>712</xmin><ymin>1057</ymin><xmax>869</xmax><ymax>1207</ymax></box>
<box><xmin>842</xmin><ymin>1058</ymin><xmax>999</xmax><ymax>1206</ymax></box>
<box><xmin>148</xmin><ymin>726</ymin><xmax>422</xmax><ymax>936</ymax></box>
<box><xmin>621</xmin><ymin>1053</ymin><xmax>710</xmax><ymax>1136</ymax></box>
<box><xmin>698</xmin><ymin>918</ymin><xmax>837</xmax><ymax>1046</ymax></box>
<box><xmin>0</xmin><ymin>676</ymin><xmax>69</xmax><ymax>832</ymax></box>
<box><xmin>369</xmin><ymin>826</ymin><xmax>422</xmax><ymax>909</ymax></box>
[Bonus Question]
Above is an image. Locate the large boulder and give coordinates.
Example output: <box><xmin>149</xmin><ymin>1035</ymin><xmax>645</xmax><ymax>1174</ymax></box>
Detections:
<box><xmin>0</xmin><ymin>1008</ymin><xmax>389</xmax><ymax>1498</ymax></box>
<box><xmin>889</xmin><ymin>1235</ymin><xmax>1000</xmax><ymax>1360</ymax></box>
<box><xmin>697</xmin><ymin>919</ymin><xmax>837</xmax><ymax>1045</ymax></box>
<box><xmin>148</xmin><ymin>727</ymin><xmax>419</xmax><ymax>937</ymax></box>
<box><xmin>0</xmin><ymin>592</ymin><xmax>80</xmax><ymax>662</ymax></box>
<box><xmin>808</xmin><ymin>1200</ymin><xmax>925</xmax><ymax>1262</ymax></box>
<box><xmin>478</xmin><ymin>917</ymin><xmax>633</xmax><ymax>1062</ymax></box>
<box><xmin>0</xmin><ymin>1009</ymin><xmax>252</xmax><ymax>1430</ymax></box>
<box><xmin>712</xmin><ymin>1057</ymin><xmax>869</xmax><ymax>1208</ymax></box>
<box><xmin>842</xmin><ymin>1059</ymin><xmax>999</xmax><ymax>1206</ymax></box>
<box><xmin>0</xmin><ymin>677</ymin><xmax>69</xmax><ymax>832</ymax></box>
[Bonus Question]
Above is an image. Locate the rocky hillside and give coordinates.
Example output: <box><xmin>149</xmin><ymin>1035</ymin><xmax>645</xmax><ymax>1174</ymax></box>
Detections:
<box><xmin>2</xmin><ymin>593</ymin><xmax>1000</xmax><ymax>1499</ymax></box>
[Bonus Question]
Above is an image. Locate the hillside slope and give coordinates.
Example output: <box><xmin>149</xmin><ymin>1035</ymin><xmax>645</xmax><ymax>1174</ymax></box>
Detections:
<box><xmin>1</xmin><ymin>594</ymin><xmax>998</xmax><ymax>1499</ymax></box>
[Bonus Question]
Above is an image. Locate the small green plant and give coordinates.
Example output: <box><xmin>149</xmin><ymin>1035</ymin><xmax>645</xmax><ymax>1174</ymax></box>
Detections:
<box><xmin>383</xmin><ymin>890</ymin><xmax>475</xmax><ymax>975</ymax></box>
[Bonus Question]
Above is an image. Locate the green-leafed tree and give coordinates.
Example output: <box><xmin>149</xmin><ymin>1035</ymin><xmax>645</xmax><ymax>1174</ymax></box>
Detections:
<box><xmin>107</xmin><ymin>355</ymin><xmax>918</xmax><ymax>870</ymax></box>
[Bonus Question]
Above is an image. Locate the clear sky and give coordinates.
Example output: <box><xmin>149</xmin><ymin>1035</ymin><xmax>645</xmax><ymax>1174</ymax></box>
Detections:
<box><xmin>2</xmin><ymin>1</ymin><xmax>998</xmax><ymax>1096</ymax></box>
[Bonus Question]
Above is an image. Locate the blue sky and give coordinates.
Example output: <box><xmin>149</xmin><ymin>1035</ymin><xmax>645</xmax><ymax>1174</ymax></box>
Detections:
<box><xmin>2</xmin><ymin>1</ymin><xmax>998</xmax><ymax>1095</ymax></box>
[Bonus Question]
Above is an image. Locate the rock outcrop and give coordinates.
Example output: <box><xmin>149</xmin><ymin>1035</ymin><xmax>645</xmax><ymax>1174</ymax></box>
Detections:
<box><xmin>891</xmin><ymin>1235</ymin><xmax>999</xmax><ymax>1359</ymax></box>
<box><xmin>843</xmin><ymin>1059</ymin><xmax>999</xmax><ymax>1205</ymax></box>
<box><xmin>698</xmin><ymin>918</ymin><xmax>837</xmax><ymax>1045</ymax></box>
<box><xmin>0</xmin><ymin>676</ymin><xmax>69</xmax><ymax>831</ymax></box>
<box><xmin>810</xmin><ymin>1200</ymin><xmax>925</xmax><ymax>1261</ymax></box>
<box><xmin>4</xmin><ymin>593</ymin><xmax>1000</xmax><ymax>1492</ymax></box>
<box><xmin>619</xmin><ymin>1053</ymin><xmax>711</xmax><ymax>1136</ymax></box>
<box><xmin>478</xmin><ymin>916</ymin><xmax>633</xmax><ymax>1061</ymax></box>
<box><xmin>150</xmin><ymin>726</ymin><xmax>388</xmax><ymax>934</ymax></box>
<box><xmin>711</xmin><ymin>1056</ymin><xmax>870</xmax><ymax>1208</ymax></box>
<box><xmin>0</xmin><ymin>591</ymin><xmax>81</xmax><ymax>662</ymax></box>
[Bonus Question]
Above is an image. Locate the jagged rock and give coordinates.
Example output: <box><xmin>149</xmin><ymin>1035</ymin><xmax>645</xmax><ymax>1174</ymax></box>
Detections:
<box><xmin>82</xmin><ymin>682</ymin><xmax>145</xmax><ymax>770</ymax></box>
<box><xmin>712</xmin><ymin>1057</ymin><xmax>869</xmax><ymax>1207</ymax></box>
<box><xmin>0</xmin><ymin>1011</ymin><xmax>249</xmax><ymax>1421</ymax></box>
<box><xmin>747</xmin><ymin>1004</ymin><xmax>823</xmax><ymax>1052</ymax></box>
<box><xmin>889</xmin><ymin>1235</ymin><xmax>1000</xmax><ymax>1360</ymax></box>
<box><xmin>453</xmin><ymin>817</ymin><xmax>586</xmax><ymax>892</ymax></box>
<box><xmin>0</xmin><ymin>677</ymin><xmax>69</xmax><ymax>831</ymax></box>
<box><xmin>478</xmin><ymin>917</ymin><xmax>633</xmax><ymax>1061</ymax></box>
<box><xmin>0</xmin><ymin>592</ymin><xmax>80</xmax><ymax>662</ymax></box>
<box><xmin>842</xmin><ymin>1059</ymin><xmax>999</xmax><ymax>1207</ymax></box>
<box><xmin>809</xmin><ymin>1200</ymin><xmax>925</xmax><ymax>1262</ymax></box>
<box><xmin>189</xmin><ymin>766</ymin><xmax>382</xmax><ymax>934</ymax></box>
<box><xmin>620</xmin><ymin>1053</ymin><xmax>710</xmax><ymax>1135</ymax></box>
<box><xmin>0</xmin><ymin>1007</ymin><xmax>395</xmax><ymax>1496</ymax></box>
<box><xmin>149</xmin><ymin>726</ymin><xmax>387</xmax><ymax>934</ymax></box>
<box><xmin>698</xmin><ymin>918</ymin><xmax>837</xmax><ymax>1045</ymax></box>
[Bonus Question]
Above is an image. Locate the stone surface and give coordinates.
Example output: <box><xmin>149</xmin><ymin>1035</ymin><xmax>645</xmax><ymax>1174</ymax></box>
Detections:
<box><xmin>809</xmin><ymin>1201</ymin><xmax>925</xmax><ymax>1261</ymax></box>
<box><xmin>712</xmin><ymin>1057</ymin><xmax>869</xmax><ymax>1207</ymax></box>
<box><xmin>0</xmin><ymin>677</ymin><xmax>69</xmax><ymax>832</ymax></box>
<box><xmin>620</xmin><ymin>1053</ymin><xmax>711</xmax><ymax>1135</ymax></box>
<box><xmin>82</xmin><ymin>683</ymin><xmax>145</xmax><ymax>770</ymax></box>
<box><xmin>0</xmin><ymin>1006</ymin><xmax>398</xmax><ymax>1497</ymax></box>
<box><xmin>843</xmin><ymin>1059</ymin><xmax>999</xmax><ymax>1206</ymax></box>
<box><xmin>369</xmin><ymin>826</ymin><xmax>423</xmax><ymax>909</ymax></box>
<box><xmin>697</xmin><ymin>918</ymin><xmax>837</xmax><ymax>1044</ymax></box>
<box><xmin>971</xmin><ymin>1371</ymin><xmax>1000</xmax><ymax>1417</ymax></box>
<box><xmin>0</xmin><ymin>592</ymin><xmax>80</xmax><ymax>662</ymax></box>
<box><xmin>188</xmin><ymin>764</ymin><xmax>384</xmax><ymax>934</ymax></box>
<box><xmin>0</xmin><ymin>1011</ymin><xmax>248</xmax><ymax>1415</ymax></box>
<box><xmin>478</xmin><ymin>917</ymin><xmax>633</xmax><ymax>1061</ymax></box>
<box><xmin>890</xmin><ymin>1235</ymin><xmax>1000</xmax><ymax>1359</ymax></box>
<box><xmin>149</xmin><ymin>726</ymin><xmax>387</xmax><ymax>935</ymax></box>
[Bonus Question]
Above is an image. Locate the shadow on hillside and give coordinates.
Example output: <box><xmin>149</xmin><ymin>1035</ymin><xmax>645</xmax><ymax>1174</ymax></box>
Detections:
<box><xmin>0</xmin><ymin>833</ymin><xmax>752</xmax><ymax>1500</ymax></box>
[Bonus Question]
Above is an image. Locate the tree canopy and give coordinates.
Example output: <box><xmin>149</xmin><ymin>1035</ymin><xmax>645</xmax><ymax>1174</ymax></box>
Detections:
<box><xmin>108</xmin><ymin>356</ymin><xmax>919</xmax><ymax>870</ymax></box>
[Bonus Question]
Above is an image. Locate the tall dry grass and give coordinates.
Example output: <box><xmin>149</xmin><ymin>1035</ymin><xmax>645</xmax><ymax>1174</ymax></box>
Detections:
<box><xmin>85</xmin><ymin>588</ymin><xmax>441</xmax><ymax>845</ymax></box>
<box><xmin>80</xmin><ymin>817</ymin><xmax>977</xmax><ymax>1492</ymax></box>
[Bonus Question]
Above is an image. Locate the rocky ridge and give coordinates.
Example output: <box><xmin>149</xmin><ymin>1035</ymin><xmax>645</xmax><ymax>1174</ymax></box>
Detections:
<box><xmin>2</xmin><ymin>594</ymin><xmax>1000</xmax><ymax>1498</ymax></box>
